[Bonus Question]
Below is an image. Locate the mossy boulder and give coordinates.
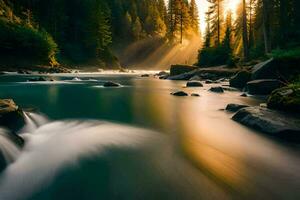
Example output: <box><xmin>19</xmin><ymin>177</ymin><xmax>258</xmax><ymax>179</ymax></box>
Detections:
<box><xmin>0</xmin><ymin>99</ymin><xmax>25</xmax><ymax>132</ymax></box>
<box><xmin>268</xmin><ymin>85</ymin><xmax>300</xmax><ymax>113</ymax></box>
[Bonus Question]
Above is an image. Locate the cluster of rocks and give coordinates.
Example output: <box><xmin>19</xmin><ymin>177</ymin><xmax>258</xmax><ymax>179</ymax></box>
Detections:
<box><xmin>171</xmin><ymin>91</ymin><xmax>200</xmax><ymax>97</ymax></box>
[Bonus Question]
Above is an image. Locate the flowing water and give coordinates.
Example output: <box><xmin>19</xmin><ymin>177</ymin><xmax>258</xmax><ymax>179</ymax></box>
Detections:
<box><xmin>0</xmin><ymin>72</ymin><xmax>299</xmax><ymax>200</ymax></box>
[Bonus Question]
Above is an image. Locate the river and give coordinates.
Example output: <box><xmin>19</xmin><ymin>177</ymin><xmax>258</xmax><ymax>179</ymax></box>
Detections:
<box><xmin>0</xmin><ymin>72</ymin><xmax>299</xmax><ymax>200</ymax></box>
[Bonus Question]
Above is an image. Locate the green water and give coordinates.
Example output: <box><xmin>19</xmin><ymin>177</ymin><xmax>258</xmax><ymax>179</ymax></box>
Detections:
<box><xmin>0</xmin><ymin>73</ymin><xmax>299</xmax><ymax>200</ymax></box>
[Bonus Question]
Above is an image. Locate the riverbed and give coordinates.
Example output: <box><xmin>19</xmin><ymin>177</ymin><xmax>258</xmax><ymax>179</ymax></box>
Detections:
<box><xmin>0</xmin><ymin>72</ymin><xmax>299</xmax><ymax>200</ymax></box>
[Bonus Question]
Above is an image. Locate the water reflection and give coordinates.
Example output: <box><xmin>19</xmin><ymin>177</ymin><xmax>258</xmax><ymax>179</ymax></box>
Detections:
<box><xmin>0</xmin><ymin>74</ymin><xmax>299</xmax><ymax>199</ymax></box>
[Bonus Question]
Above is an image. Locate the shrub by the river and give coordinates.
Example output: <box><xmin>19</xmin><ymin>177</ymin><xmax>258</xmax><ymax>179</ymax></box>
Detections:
<box><xmin>0</xmin><ymin>19</ymin><xmax>58</xmax><ymax>65</ymax></box>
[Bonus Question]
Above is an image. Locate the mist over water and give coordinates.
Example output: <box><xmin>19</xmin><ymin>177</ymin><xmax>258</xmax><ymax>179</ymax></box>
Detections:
<box><xmin>119</xmin><ymin>36</ymin><xmax>201</xmax><ymax>69</ymax></box>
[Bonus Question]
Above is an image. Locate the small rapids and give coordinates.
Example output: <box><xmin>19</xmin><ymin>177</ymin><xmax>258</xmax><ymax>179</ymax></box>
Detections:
<box><xmin>0</xmin><ymin>129</ymin><xmax>21</xmax><ymax>165</ymax></box>
<box><xmin>21</xmin><ymin>112</ymin><xmax>48</xmax><ymax>133</ymax></box>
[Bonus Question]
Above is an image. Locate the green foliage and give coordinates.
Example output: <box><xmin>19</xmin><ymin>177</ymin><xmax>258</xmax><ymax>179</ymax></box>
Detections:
<box><xmin>271</xmin><ymin>48</ymin><xmax>300</xmax><ymax>60</ymax></box>
<box><xmin>0</xmin><ymin>18</ymin><xmax>57</xmax><ymax>64</ymax></box>
<box><xmin>197</xmin><ymin>45</ymin><xmax>232</xmax><ymax>67</ymax></box>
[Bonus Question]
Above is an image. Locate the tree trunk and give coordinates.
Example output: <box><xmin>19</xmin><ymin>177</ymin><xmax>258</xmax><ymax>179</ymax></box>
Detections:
<box><xmin>242</xmin><ymin>0</ymin><xmax>249</xmax><ymax>60</ymax></box>
<box><xmin>217</xmin><ymin>0</ymin><xmax>220</xmax><ymax>45</ymax></box>
<box><xmin>262</xmin><ymin>0</ymin><xmax>271</xmax><ymax>54</ymax></box>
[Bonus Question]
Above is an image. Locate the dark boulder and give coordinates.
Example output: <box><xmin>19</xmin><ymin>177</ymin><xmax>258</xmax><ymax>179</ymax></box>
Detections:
<box><xmin>170</xmin><ymin>65</ymin><xmax>198</xmax><ymax>76</ymax></box>
<box><xmin>141</xmin><ymin>74</ymin><xmax>150</xmax><ymax>77</ymax></box>
<box><xmin>0</xmin><ymin>99</ymin><xmax>25</xmax><ymax>132</ymax></box>
<box><xmin>232</xmin><ymin>106</ymin><xmax>300</xmax><ymax>141</ymax></box>
<box><xmin>246</xmin><ymin>79</ymin><xmax>283</xmax><ymax>95</ymax></box>
<box><xmin>171</xmin><ymin>91</ymin><xmax>188</xmax><ymax>96</ymax></box>
<box><xmin>28</xmin><ymin>77</ymin><xmax>47</xmax><ymax>82</ymax></box>
<box><xmin>268</xmin><ymin>85</ymin><xmax>300</xmax><ymax>113</ymax></box>
<box><xmin>103</xmin><ymin>81</ymin><xmax>121</xmax><ymax>87</ymax></box>
<box><xmin>252</xmin><ymin>58</ymin><xmax>300</xmax><ymax>80</ymax></box>
<box><xmin>209</xmin><ymin>87</ymin><xmax>224</xmax><ymax>93</ymax></box>
<box><xmin>226</xmin><ymin>104</ymin><xmax>249</xmax><ymax>112</ymax></box>
<box><xmin>230</xmin><ymin>71</ymin><xmax>252</xmax><ymax>88</ymax></box>
<box><xmin>186</xmin><ymin>81</ymin><xmax>203</xmax><ymax>87</ymax></box>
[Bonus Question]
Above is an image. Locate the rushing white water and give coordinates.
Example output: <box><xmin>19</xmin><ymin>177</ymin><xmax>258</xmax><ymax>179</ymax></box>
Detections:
<box><xmin>21</xmin><ymin>112</ymin><xmax>48</xmax><ymax>133</ymax></box>
<box><xmin>0</xmin><ymin>121</ymin><xmax>162</xmax><ymax>200</ymax></box>
<box><xmin>0</xmin><ymin>129</ymin><xmax>21</xmax><ymax>164</ymax></box>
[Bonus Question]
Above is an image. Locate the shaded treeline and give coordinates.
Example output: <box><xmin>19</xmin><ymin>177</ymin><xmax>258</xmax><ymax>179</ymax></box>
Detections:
<box><xmin>0</xmin><ymin>0</ymin><xmax>200</xmax><ymax>68</ymax></box>
<box><xmin>198</xmin><ymin>0</ymin><xmax>300</xmax><ymax>67</ymax></box>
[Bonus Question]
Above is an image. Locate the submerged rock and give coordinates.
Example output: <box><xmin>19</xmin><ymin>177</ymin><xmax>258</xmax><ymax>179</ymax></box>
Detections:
<box><xmin>103</xmin><ymin>81</ymin><xmax>121</xmax><ymax>87</ymax></box>
<box><xmin>191</xmin><ymin>93</ymin><xmax>200</xmax><ymax>97</ymax></box>
<box><xmin>186</xmin><ymin>81</ymin><xmax>203</xmax><ymax>87</ymax></box>
<box><xmin>0</xmin><ymin>99</ymin><xmax>25</xmax><ymax>132</ymax></box>
<box><xmin>209</xmin><ymin>87</ymin><xmax>224</xmax><ymax>93</ymax></box>
<box><xmin>171</xmin><ymin>91</ymin><xmax>188</xmax><ymax>96</ymax></box>
<box><xmin>222</xmin><ymin>87</ymin><xmax>239</xmax><ymax>92</ymax></box>
<box><xmin>247</xmin><ymin>79</ymin><xmax>283</xmax><ymax>95</ymax></box>
<box><xmin>226</xmin><ymin>104</ymin><xmax>249</xmax><ymax>112</ymax></box>
<box><xmin>28</xmin><ymin>77</ymin><xmax>47</xmax><ymax>82</ymax></box>
<box><xmin>141</xmin><ymin>74</ymin><xmax>150</xmax><ymax>77</ymax></box>
<box><xmin>230</xmin><ymin>71</ymin><xmax>252</xmax><ymax>89</ymax></box>
<box><xmin>232</xmin><ymin>106</ymin><xmax>300</xmax><ymax>141</ymax></box>
<box><xmin>241</xmin><ymin>93</ymin><xmax>248</xmax><ymax>97</ymax></box>
<box><xmin>268</xmin><ymin>85</ymin><xmax>300</xmax><ymax>113</ymax></box>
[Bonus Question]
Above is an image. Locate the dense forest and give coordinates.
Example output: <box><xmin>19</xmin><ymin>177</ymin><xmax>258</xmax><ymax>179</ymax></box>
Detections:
<box><xmin>0</xmin><ymin>0</ymin><xmax>200</xmax><ymax>68</ymax></box>
<box><xmin>198</xmin><ymin>0</ymin><xmax>300</xmax><ymax>67</ymax></box>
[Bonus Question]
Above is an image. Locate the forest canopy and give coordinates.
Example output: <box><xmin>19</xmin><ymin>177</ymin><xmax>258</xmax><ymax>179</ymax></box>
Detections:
<box><xmin>197</xmin><ymin>0</ymin><xmax>300</xmax><ymax>67</ymax></box>
<box><xmin>0</xmin><ymin>0</ymin><xmax>200</xmax><ymax>68</ymax></box>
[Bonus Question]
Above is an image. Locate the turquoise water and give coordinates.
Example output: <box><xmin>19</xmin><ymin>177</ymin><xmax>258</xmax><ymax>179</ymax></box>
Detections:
<box><xmin>0</xmin><ymin>73</ymin><xmax>299</xmax><ymax>200</ymax></box>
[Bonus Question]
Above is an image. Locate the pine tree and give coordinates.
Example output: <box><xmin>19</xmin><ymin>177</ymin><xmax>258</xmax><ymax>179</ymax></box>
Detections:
<box><xmin>206</xmin><ymin>0</ymin><xmax>224</xmax><ymax>46</ymax></box>
<box><xmin>189</xmin><ymin>0</ymin><xmax>200</xmax><ymax>34</ymax></box>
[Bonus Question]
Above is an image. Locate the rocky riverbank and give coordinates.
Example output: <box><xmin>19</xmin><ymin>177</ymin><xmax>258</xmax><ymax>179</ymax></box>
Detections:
<box><xmin>163</xmin><ymin>60</ymin><xmax>300</xmax><ymax>142</ymax></box>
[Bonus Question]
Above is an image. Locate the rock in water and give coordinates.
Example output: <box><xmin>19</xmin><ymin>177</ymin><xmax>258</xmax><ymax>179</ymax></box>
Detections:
<box><xmin>170</xmin><ymin>65</ymin><xmax>198</xmax><ymax>76</ymax></box>
<box><xmin>232</xmin><ymin>107</ymin><xmax>300</xmax><ymax>141</ymax></box>
<box><xmin>191</xmin><ymin>93</ymin><xmax>200</xmax><ymax>97</ymax></box>
<box><xmin>209</xmin><ymin>87</ymin><xmax>224</xmax><ymax>93</ymax></box>
<box><xmin>141</xmin><ymin>74</ymin><xmax>150</xmax><ymax>77</ymax></box>
<box><xmin>28</xmin><ymin>77</ymin><xmax>47</xmax><ymax>82</ymax></box>
<box><xmin>189</xmin><ymin>75</ymin><xmax>201</xmax><ymax>81</ymax></box>
<box><xmin>171</xmin><ymin>91</ymin><xmax>188</xmax><ymax>96</ymax></box>
<box><xmin>268</xmin><ymin>85</ymin><xmax>300</xmax><ymax>113</ymax></box>
<box><xmin>246</xmin><ymin>79</ymin><xmax>282</xmax><ymax>95</ymax></box>
<box><xmin>226</xmin><ymin>104</ymin><xmax>249</xmax><ymax>112</ymax></box>
<box><xmin>230</xmin><ymin>71</ymin><xmax>252</xmax><ymax>89</ymax></box>
<box><xmin>103</xmin><ymin>81</ymin><xmax>121</xmax><ymax>87</ymax></box>
<box><xmin>186</xmin><ymin>81</ymin><xmax>203</xmax><ymax>87</ymax></box>
<box><xmin>0</xmin><ymin>99</ymin><xmax>25</xmax><ymax>132</ymax></box>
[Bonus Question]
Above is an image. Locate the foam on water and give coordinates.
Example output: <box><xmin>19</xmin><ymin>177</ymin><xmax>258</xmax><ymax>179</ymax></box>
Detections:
<box><xmin>0</xmin><ymin>121</ymin><xmax>160</xmax><ymax>200</ymax></box>
<box><xmin>0</xmin><ymin>129</ymin><xmax>21</xmax><ymax>164</ymax></box>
